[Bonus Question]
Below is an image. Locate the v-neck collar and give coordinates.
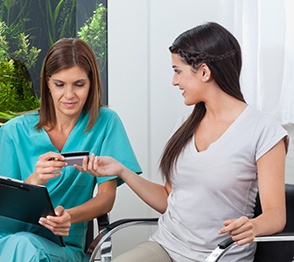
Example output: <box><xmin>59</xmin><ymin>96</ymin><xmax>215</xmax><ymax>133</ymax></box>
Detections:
<box><xmin>41</xmin><ymin>112</ymin><xmax>87</xmax><ymax>153</ymax></box>
<box><xmin>193</xmin><ymin>105</ymin><xmax>250</xmax><ymax>154</ymax></box>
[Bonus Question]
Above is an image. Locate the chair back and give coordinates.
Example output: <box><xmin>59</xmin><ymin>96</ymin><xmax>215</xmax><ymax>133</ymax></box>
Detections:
<box><xmin>253</xmin><ymin>184</ymin><xmax>294</xmax><ymax>262</ymax></box>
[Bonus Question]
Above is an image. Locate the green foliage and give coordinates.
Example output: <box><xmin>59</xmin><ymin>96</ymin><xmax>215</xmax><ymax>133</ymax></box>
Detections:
<box><xmin>13</xmin><ymin>33</ymin><xmax>41</xmax><ymax>69</ymax></box>
<box><xmin>0</xmin><ymin>21</ymin><xmax>40</xmax><ymax>117</ymax></box>
<box><xmin>0</xmin><ymin>22</ymin><xmax>10</xmax><ymax>62</ymax></box>
<box><xmin>0</xmin><ymin>59</ymin><xmax>40</xmax><ymax>113</ymax></box>
<box><xmin>0</xmin><ymin>0</ymin><xmax>33</xmax><ymax>33</ymax></box>
<box><xmin>0</xmin><ymin>21</ymin><xmax>41</xmax><ymax>69</ymax></box>
<box><xmin>78</xmin><ymin>3</ymin><xmax>107</xmax><ymax>71</ymax></box>
<box><xmin>39</xmin><ymin>0</ymin><xmax>77</xmax><ymax>46</ymax></box>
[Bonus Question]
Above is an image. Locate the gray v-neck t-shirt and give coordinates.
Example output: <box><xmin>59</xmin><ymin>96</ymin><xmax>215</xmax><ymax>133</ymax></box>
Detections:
<box><xmin>151</xmin><ymin>105</ymin><xmax>287</xmax><ymax>262</ymax></box>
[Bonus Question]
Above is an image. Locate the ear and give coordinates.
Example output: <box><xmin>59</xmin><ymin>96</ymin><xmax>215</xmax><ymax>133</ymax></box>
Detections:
<box><xmin>46</xmin><ymin>77</ymin><xmax>52</xmax><ymax>93</ymax></box>
<box><xmin>199</xmin><ymin>63</ymin><xmax>211</xmax><ymax>82</ymax></box>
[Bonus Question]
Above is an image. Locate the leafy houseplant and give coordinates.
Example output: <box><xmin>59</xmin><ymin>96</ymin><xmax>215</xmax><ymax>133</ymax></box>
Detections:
<box><xmin>78</xmin><ymin>3</ymin><xmax>107</xmax><ymax>72</ymax></box>
<box><xmin>0</xmin><ymin>21</ymin><xmax>41</xmax><ymax>124</ymax></box>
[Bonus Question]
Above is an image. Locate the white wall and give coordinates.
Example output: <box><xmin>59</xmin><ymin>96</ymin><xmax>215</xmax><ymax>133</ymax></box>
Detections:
<box><xmin>106</xmin><ymin>1</ymin><xmax>152</xmax><ymax>256</ymax></box>
<box><xmin>107</xmin><ymin>0</ymin><xmax>294</xmax><ymax>257</ymax></box>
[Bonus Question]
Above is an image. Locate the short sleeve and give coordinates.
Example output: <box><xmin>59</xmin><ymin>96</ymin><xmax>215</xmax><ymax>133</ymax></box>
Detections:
<box><xmin>0</xmin><ymin>121</ymin><xmax>22</xmax><ymax>179</ymax></box>
<box><xmin>255</xmin><ymin>113</ymin><xmax>288</xmax><ymax>161</ymax></box>
<box><xmin>93</xmin><ymin>109</ymin><xmax>142</xmax><ymax>186</ymax></box>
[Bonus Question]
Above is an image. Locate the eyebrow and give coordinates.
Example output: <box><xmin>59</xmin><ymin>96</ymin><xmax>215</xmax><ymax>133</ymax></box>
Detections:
<box><xmin>51</xmin><ymin>78</ymin><xmax>87</xmax><ymax>83</ymax></box>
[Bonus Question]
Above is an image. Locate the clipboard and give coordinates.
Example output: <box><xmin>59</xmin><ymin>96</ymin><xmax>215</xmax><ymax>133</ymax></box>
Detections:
<box><xmin>0</xmin><ymin>176</ymin><xmax>65</xmax><ymax>246</ymax></box>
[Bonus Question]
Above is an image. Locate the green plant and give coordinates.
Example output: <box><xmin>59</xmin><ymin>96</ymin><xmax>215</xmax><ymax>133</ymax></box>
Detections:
<box><xmin>78</xmin><ymin>3</ymin><xmax>107</xmax><ymax>71</ymax></box>
<box><xmin>0</xmin><ymin>22</ymin><xmax>10</xmax><ymax>62</ymax></box>
<box><xmin>13</xmin><ymin>33</ymin><xmax>41</xmax><ymax>69</ymax></box>
<box><xmin>0</xmin><ymin>0</ymin><xmax>33</xmax><ymax>33</ymax></box>
<box><xmin>0</xmin><ymin>60</ymin><xmax>40</xmax><ymax>114</ymax></box>
<box><xmin>0</xmin><ymin>21</ymin><xmax>40</xmax><ymax>120</ymax></box>
<box><xmin>0</xmin><ymin>21</ymin><xmax>41</xmax><ymax>69</ymax></box>
<box><xmin>38</xmin><ymin>0</ymin><xmax>77</xmax><ymax>46</ymax></box>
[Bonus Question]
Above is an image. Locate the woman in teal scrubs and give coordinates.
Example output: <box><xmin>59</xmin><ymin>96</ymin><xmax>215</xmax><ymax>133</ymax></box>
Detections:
<box><xmin>0</xmin><ymin>38</ymin><xmax>141</xmax><ymax>262</ymax></box>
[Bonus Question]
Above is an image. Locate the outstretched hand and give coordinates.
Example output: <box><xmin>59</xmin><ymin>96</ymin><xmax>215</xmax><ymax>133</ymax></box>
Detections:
<box><xmin>75</xmin><ymin>155</ymin><xmax>125</xmax><ymax>178</ymax></box>
<box><xmin>218</xmin><ymin>216</ymin><xmax>256</xmax><ymax>246</ymax></box>
<box><xmin>39</xmin><ymin>206</ymin><xmax>71</xmax><ymax>236</ymax></box>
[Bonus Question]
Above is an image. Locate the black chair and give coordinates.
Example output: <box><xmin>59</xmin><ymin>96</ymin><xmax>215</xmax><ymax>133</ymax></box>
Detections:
<box><xmin>89</xmin><ymin>218</ymin><xmax>158</xmax><ymax>261</ymax></box>
<box><xmin>206</xmin><ymin>183</ymin><xmax>294</xmax><ymax>261</ymax></box>
<box><xmin>88</xmin><ymin>184</ymin><xmax>294</xmax><ymax>262</ymax></box>
<box><xmin>253</xmin><ymin>183</ymin><xmax>294</xmax><ymax>261</ymax></box>
<box><xmin>84</xmin><ymin>214</ymin><xmax>110</xmax><ymax>262</ymax></box>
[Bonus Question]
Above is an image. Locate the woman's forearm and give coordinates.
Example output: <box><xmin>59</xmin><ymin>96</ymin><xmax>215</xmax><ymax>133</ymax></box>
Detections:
<box><xmin>67</xmin><ymin>179</ymin><xmax>117</xmax><ymax>224</ymax></box>
<box><xmin>120</xmin><ymin>166</ymin><xmax>169</xmax><ymax>213</ymax></box>
<box><xmin>253</xmin><ymin>206</ymin><xmax>286</xmax><ymax>237</ymax></box>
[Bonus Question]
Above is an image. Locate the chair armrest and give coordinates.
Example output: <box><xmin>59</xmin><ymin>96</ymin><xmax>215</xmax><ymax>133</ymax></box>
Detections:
<box><xmin>205</xmin><ymin>232</ymin><xmax>294</xmax><ymax>262</ymax></box>
<box><xmin>254</xmin><ymin>232</ymin><xmax>294</xmax><ymax>242</ymax></box>
<box><xmin>89</xmin><ymin>218</ymin><xmax>158</xmax><ymax>262</ymax></box>
<box><xmin>102</xmin><ymin>217</ymin><xmax>158</xmax><ymax>233</ymax></box>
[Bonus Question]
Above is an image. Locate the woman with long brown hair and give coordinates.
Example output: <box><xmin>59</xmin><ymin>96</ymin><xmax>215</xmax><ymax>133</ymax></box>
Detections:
<box><xmin>0</xmin><ymin>38</ymin><xmax>141</xmax><ymax>261</ymax></box>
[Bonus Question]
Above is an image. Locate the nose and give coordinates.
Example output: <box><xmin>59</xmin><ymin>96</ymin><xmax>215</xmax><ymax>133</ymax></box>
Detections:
<box><xmin>64</xmin><ymin>86</ymin><xmax>75</xmax><ymax>99</ymax></box>
<box><xmin>172</xmin><ymin>74</ymin><xmax>178</xmax><ymax>86</ymax></box>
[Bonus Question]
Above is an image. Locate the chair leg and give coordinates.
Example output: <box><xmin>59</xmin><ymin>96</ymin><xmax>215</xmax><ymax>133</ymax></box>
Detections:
<box><xmin>90</xmin><ymin>237</ymin><xmax>112</xmax><ymax>262</ymax></box>
<box><xmin>101</xmin><ymin>237</ymin><xmax>112</xmax><ymax>262</ymax></box>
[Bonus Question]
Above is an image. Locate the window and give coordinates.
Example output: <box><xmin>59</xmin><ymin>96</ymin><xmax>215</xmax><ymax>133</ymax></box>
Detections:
<box><xmin>0</xmin><ymin>0</ymin><xmax>108</xmax><ymax>123</ymax></box>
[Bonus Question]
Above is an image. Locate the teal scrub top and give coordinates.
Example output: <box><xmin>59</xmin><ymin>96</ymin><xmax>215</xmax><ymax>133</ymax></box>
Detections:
<box><xmin>0</xmin><ymin>107</ymin><xmax>142</xmax><ymax>254</ymax></box>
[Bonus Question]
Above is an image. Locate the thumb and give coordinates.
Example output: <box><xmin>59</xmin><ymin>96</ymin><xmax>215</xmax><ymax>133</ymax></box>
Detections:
<box><xmin>54</xmin><ymin>205</ymin><xmax>65</xmax><ymax>217</ymax></box>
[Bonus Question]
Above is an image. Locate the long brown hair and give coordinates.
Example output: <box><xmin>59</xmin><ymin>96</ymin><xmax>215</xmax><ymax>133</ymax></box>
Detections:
<box><xmin>36</xmin><ymin>38</ymin><xmax>103</xmax><ymax>132</ymax></box>
<box><xmin>160</xmin><ymin>22</ymin><xmax>246</xmax><ymax>183</ymax></box>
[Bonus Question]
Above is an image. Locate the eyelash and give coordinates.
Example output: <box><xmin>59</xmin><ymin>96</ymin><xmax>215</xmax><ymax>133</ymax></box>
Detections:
<box><xmin>75</xmin><ymin>83</ymin><xmax>85</xmax><ymax>87</ymax></box>
<box><xmin>54</xmin><ymin>83</ymin><xmax>85</xmax><ymax>87</ymax></box>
